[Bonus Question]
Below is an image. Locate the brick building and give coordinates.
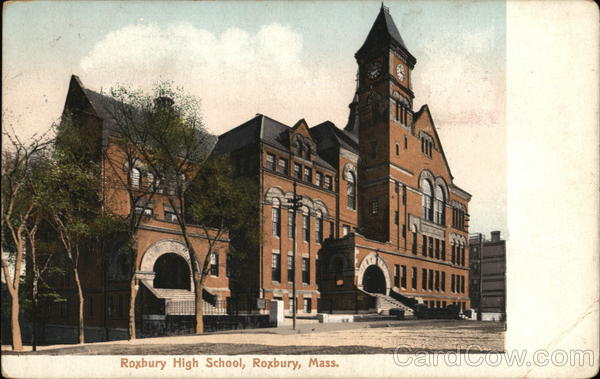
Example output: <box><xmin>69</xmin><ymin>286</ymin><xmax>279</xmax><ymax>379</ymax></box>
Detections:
<box><xmin>213</xmin><ymin>5</ymin><xmax>472</xmax><ymax>314</ymax></box>
<box><xmin>47</xmin><ymin>5</ymin><xmax>472</xmax><ymax>337</ymax></box>
<box><xmin>45</xmin><ymin>76</ymin><xmax>231</xmax><ymax>336</ymax></box>
<box><xmin>469</xmin><ymin>231</ymin><xmax>506</xmax><ymax>321</ymax></box>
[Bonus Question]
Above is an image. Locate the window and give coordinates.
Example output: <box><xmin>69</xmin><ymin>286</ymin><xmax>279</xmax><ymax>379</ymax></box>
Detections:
<box><xmin>316</xmin><ymin>172</ymin><xmax>323</xmax><ymax>187</ymax></box>
<box><xmin>451</xmin><ymin>244</ymin><xmax>456</xmax><ymax>264</ymax></box>
<box><xmin>421</xmin><ymin>178</ymin><xmax>433</xmax><ymax>221</ymax></box>
<box><xmin>163</xmin><ymin>203</ymin><xmax>177</xmax><ymax>221</ymax></box>
<box><xmin>460</xmin><ymin>275</ymin><xmax>465</xmax><ymax>293</ymax></box>
<box><xmin>288</xmin><ymin>210</ymin><xmax>295</xmax><ymax>240</ymax></box>
<box><xmin>324</xmin><ymin>175</ymin><xmax>333</xmax><ymax>190</ymax></box>
<box><xmin>435</xmin><ymin>239</ymin><xmax>440</xmax><ymax>259</ymax></box>
<box><xmin>422</xmin><ymin>268</ymin><xmax>427</xmax><ymax>290</ymax></box>
<box><xmin>451</xmin><ymin>274</ymin><xmax>455</xmax><ymax>293</ymax></box>
<box><xmin>329</xmin><ymin>221</ymin><xmax>335</xmax><ymax>238</ymax></box>
<box><xmin>401</xmin><ymin>265</ymin><xmax>407</xmax><ymax>288</ymax></box>
<box><xmin>135</xmin><ymin>201</ymin><xmax>154</xmax><ymax>216</ymax></box>
<box><xmin>304</xmin><ymin>298</ymin><xmax>312</xmax><ymax>313</ymax></box>
<box><xmin>412</xmin><ymin>232</ymin><xmax>417</xmax><ymax>254</ymax></box>
<box><xmin>302</xmin><ymin>258</ymin><xmax>310</xmax><ymax>284</ymax></box>
<box><xmin>394</xmin><ymin>211</ymin><xmax>399</xmax><ymax>225</ymax></box>
<box><xmin>302</xmin><ymin>210</ymin><xmax>310</xmax><ymax>242</ymax></box>
<box><xmin>441</xmin><ymin>272</ymin><xmax>446</xmax><ymax>291</ymax></box>
<box><xmin>402</xmin><ymin>184</ymin><xmax>407</xmax><ymax>205</ymax></box>
<box><xmin>131</xmin><ymin>168</ymin><xmax>141</xmax><ymax>189</ymax></box>
<box><xmin>422</xmin><ymin>235</ymin><xmax>427</xmax><ymax>256</ymax></box>
<box><xmin>316</xmin><ymin>214</ymin><xmax>323</xmax><ymax>243</ymax></box>
<box><xmin>287</xmin><ymin>255</ymin><xmax>294</xmax><ymax>283</ymax></box>
<box><xmin>394</xmin><ymin>265</ymin><xmax>400</xmax><ymax>287</ymax></box>
<box><xmin>441</xmin><ymin>241</ymin><xmax>446</xmax><ymax>260</ymax></box>
<box><xmin>461</xmin><ymin>246</ymin><xmax>465</xmax><ymax>266</ymax></box>
<box><xmin>370</xmin><ymin>199</ymin><xmax>379</xmax><ymax>215</ymax></box>
<box><xmin>453</xmin><ymin>207</ymin><xmax>466</xmax><ymax>230</ymax></box>
<box><xmin>305</xmin><ymin>145</ymin><xmax>312</xmax><ymax>160</ymax></box>
<box><xmin>402</xmin><ymin>224</ymin><xmax>406</xmax><ymax>238</ymax></box>
<box><xmin>428</xmin><ymin>236</ymin><xmax>434</xmax><ymax>257</ymax></box>
<box><xmin>395</xmin><ymin>143</ymin><xmax>399</xmax><ymax>156</ymax></box>
<box><xmin>278</xmin><ymin>158</ymin><xmax>288</xmax><ymax>174</ymax></box>
<box><xmin>226</xmin><ymin>254</ymin><xmax>232</xmax><ymax>277</ymax></box>
<box><xmin>342</xmin><ymin>224</ymin><xmax>350</xmax><ymax>236</ymax></box>
<box><xmin>346</xmin><ymin>172</ymin><xmax>356</xmax><ymax>210</ymax></box>
<box><xmin>272</xmin><ymin>253</ymin><xmax>281</xmax><ymax>282</ymax></box>
<box><xmin>435</xmin><ymin>270</ymin><xmax>440</xmax><ymax>291</ymax></box>
<box><xmin>272</xmin><ymin>200</ymin><xmax>281</xmax><ymax>237</ymax></box>
<box><xmin>404</xmin><ymin>135</ymin><xmax>408</xmax><ymax>149</ymax></box>
<box><xmin>294</xmin><ymin>163</ymin><xmax>302</xmax><ymax>179</ymax></box>
<box><xmin>304</xmin><ymin>167</ymin><xmax>312</xmax><ymax>183</ymax></box>
<box><xmin>411</xmin><ymin>267</ymin><xmax>417</xmax><ymax>289</ymax></box>
<box><xmin>428</xmin><ymin>269</ymin><xmax>434</xmax><ymax>290</ymax></box>
<box><xmin>434</xmin><ymin>185</ymin><xmax>445</xmax><ymax>225</ymax></box>
<box><xmin>210</xmin><ymin>252</ymin><xmax>219</xmax><ymax>276</ymax></box>
<box><xmin>267</xmin><ymin>153</ymin><xmax>276</xmax><ymax>170</ymax></box>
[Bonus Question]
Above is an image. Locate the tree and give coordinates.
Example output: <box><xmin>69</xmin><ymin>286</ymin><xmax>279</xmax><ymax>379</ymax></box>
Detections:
<box><xmin>102</xmin><ymin>82</ymin><xmax>257</xmax><ymax>334</ymax></box>
<box><xmin>95</xmin><ymin>87</ymin><xmax>168</xmax><ymax>340</ymax></box>
<box><xmin>40</xmin><ymin>113</ymin><xmax>124</xmax><ymax>344</ymax></box>
<box><xmin>1</xmin><ymin>128</ymin><xmax>52</xmax><ymax>351</ymax></box>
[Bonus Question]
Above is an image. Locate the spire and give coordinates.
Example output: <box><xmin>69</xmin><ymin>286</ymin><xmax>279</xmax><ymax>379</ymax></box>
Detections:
<box><xmin>356</xmin><ymin>5</ymin><xmax>414</xmax><ymax>63</ymax></box>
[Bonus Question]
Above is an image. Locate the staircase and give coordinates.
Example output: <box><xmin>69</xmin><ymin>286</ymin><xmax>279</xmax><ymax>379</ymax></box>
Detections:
<box><xmin>141</xmin><ymin>282</ymin><xmax>224</xmax><ymax>316</ymax></box>
<box><xmin>356</xmin><ymin>288</ymin><xmax>414</xmax><ymax>316</ymax></box>
<box><xmin>372</xmin><ymin>293</ymin><xmax>414</xmax><ymax>316</ymax></box>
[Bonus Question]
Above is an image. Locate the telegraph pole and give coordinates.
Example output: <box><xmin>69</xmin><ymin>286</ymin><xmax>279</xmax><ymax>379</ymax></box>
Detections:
<box><xmin>287</xmin><ymin>180</ymin><xmax>303</xmax><ymax>330</ymax></box>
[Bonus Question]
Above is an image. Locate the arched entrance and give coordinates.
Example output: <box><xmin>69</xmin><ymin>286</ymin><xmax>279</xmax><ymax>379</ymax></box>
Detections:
<box><xmin>153</xmin><ymin>253</ymin><xmax>191</xmax><ymax>290</ymax></box>
<box><xmin>363</xmin><ymin>265</ymin><xmax>386</xmax><ymax>294</ymax></box>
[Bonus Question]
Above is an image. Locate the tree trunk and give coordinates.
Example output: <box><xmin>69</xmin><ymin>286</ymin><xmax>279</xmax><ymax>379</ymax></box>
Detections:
<box><xmin>32</xmin><ymin>280</ymin><xmax>38</xmax><ymax>352</ymax></box>
<box><xmin>10</xmin><ymin>291</ymin><xmax>23</xmax><ymax>351</ymax></box>
<box><xmin>194</xmin><ymin>275</ymin><xmax>204</xmax><ymax>334</ymax></box>
<box><xmin>72</xmin><ymin>266</ymin><xmax>85</xmax><ymax>344</ymax></box>
<box><xmin>128</xmin><ymin>276</ymin><xmax>138</xmax><ymax>340</ymax></box>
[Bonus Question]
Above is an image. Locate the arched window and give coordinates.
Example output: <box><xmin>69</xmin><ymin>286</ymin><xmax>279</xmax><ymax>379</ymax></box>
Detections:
<box><xmin>346</xmin><ymin>172</ymin><xmax>356</xmax><ymax>210</ymax></box>
<box><xmin>421</xmin><ymin>178</ymin><xmax>433</xmax><ymax>221</ymax></box>
<box><xmin>434</xmin><ymin>185</ymin><xmax>445</xmax><ymax>225</ymax></box>
<box><xmin>131</xmin><ymin>167</ymin><xmax>141</xmax><ymax>189</ymax></box>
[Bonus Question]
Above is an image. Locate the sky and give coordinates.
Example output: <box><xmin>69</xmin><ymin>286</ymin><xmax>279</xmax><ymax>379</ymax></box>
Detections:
<box><xmin>2</xmin><ymin>0</ymin><xmax>506</xmax><ymax>237</ymax></box>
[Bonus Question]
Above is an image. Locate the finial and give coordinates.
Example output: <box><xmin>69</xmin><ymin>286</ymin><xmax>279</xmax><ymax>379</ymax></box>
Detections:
<box><xmin>381</xmin><ymin>2</ymin><xmax>389</xmax><ymax>13</ymax></box>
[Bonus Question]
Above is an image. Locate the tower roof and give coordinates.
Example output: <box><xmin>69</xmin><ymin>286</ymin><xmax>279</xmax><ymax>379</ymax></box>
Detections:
<box><xmin>356</xmin><ymin>5</ymin><xmax>414</xmax><ymax>63</ymax></box>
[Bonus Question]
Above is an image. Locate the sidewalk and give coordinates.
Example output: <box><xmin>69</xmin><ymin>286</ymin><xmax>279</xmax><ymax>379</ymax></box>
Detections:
<box><xmin>2</xmin><ymin>320</ymin><xmax>505</xmax><ymax>355</ymax></box>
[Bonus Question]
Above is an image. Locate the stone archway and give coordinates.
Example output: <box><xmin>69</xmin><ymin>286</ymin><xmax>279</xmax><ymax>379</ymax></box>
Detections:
<box><xmin>153</xmin><ymin>253</ymin><xmax>191</xmax><ymax>290</ymax></box>
<box><xmin>363</xmin><ymin>265</ymin><xmax>386</xmax><ymax>294</ymax></box>
<box><xmin>138</xmin><ymin>239</ymin><xmax>194</xmax><ymax>292</ymax></box>
<box><xmin>356</xmin><ymin>253</ymin><xmax>392</xmax><ymax>295</ymax></box>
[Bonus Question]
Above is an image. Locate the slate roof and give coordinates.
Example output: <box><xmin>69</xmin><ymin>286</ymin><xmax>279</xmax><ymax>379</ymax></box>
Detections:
<box><xmin>310</xmin><ymin>121</ymin><xmax>359</xmax><ymax>154</ymax></box>
<box><xmin>67</xmin><ymin>75</ymin><xmax>217</xmax><ymax>148</ymax></box>
<box><xmin>213</xmin><ymin>114</ymin><xmax>339</xmax><ymax>171</ymax></box>
<box><xmin>356</xmin><ymin>5</ymin><xmax>415</xmax><ymax>63</ymax></box>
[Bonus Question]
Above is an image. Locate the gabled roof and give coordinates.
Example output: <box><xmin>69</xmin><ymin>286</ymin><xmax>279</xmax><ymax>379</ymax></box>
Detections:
<box><xmin>213</xmin><ymin>114</ymin><xmax>336</xmax><ymax>171</ymax></box>
<box><xmin>310</xmin><ymin>121</ymin><xmax>359</xmax><ymax>154</ymax></box>
<box><xmin>356</xmin><ymin>5</ymin><xmax>414</xmax><ymax>62</ymax></box>
<box><xmin>64</xmin><ymin>75</ymin><xmax>217</xmax><ymax>148</ymax></box>
<box><xmin>414</xmin><ymin>104</ymin><xmax>455</xmax><ymax>182</ymax></box>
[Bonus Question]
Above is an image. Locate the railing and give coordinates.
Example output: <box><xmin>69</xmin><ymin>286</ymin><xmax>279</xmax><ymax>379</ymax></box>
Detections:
<box><xmin>165</xmin><ymin>299</ymin><xmax>258</xmax><ymax>316</ymax></box>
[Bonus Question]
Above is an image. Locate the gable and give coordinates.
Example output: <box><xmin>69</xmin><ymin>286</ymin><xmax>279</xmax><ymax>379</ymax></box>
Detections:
<box><xmin>413</xmin><ymin>105</ymin><xmax>454</xmax><ymax>181</ymax></box>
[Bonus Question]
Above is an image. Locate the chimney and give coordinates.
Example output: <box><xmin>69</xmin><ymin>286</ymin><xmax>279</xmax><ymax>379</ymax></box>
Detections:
<box><xmin>490</xmin><ymin>231</ymin><xmax>501</xmax><ymax>242</ymax></box>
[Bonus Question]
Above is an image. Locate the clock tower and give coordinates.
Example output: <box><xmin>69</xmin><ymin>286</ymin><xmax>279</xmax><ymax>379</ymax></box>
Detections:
<box><xmin>351</xmin><ymin>4</ymin><xmax>417</xmax><ymax>244</ymax></box>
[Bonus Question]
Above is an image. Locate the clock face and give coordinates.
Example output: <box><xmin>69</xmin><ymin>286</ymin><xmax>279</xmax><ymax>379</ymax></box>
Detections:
<box><xmin>367</xmin><ymin>61</ymin><xmax>383</xmax><ymax>80</ymax></box>
<box><xmin>396</xmin><ymin>64</ymin><xmax>405</xmax><ymax>81</ymax></box>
